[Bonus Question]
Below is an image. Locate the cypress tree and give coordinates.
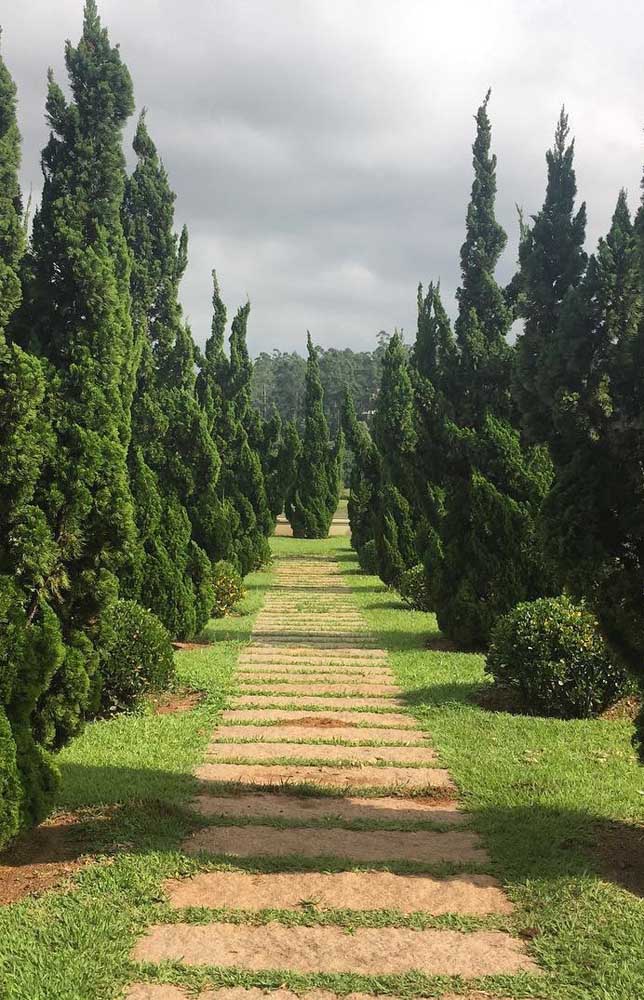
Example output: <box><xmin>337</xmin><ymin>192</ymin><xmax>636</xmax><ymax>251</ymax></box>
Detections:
<box><xmin>341</xmin><ymin>388</ymin><xmax>381</xmax><ymax>567</ymax></box>
<box><xmin>0</xmin><ymin>38</ymin><xmax>64</xmax><ymax>844</ymax></box>
<box><xmin>514</xmin><ymin>110</ymin><xmax>587</xmax><ymax>443</ymax></box>
<box><xmin>372</xmin><ymin>332</ymin><xmax>418</xmax><ymax>586</ymax></box>
<box><xmin>199</xmin><ymin>274</ymin><xmax>270</xmax><ymax>573</ymax></box>
<box><xmin>541</xmin><ymin>185</ymin><xmax>644</xmax><ymax>755</ymax></box>
<box><xmin>122</xmin><ymin>113</ymin><xmax>215</xmax><ymax>637</ymax></box>
<box><xmin>425</xmin><ymin>93</ymin><xmax>553</xmax><ymax>647</ymax></box>
<box><xmin>287</xmin><ymin>333</ymin><xmax>340</xmax><ymax>538</ymax></box>
<box><xmin>261</xmin><ymin>405</ymin><xmax>288</xmax><ymax>521</ymax></box>
<box><xmin>11</xmin><ymin>0</ymin><xmax>137</xmax><ymax>746</ymax></box>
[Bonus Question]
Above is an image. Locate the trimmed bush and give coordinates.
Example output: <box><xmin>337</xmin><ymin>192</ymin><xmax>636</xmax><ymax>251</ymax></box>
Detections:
<box><xmin>212</xmin><ymin>560</ymin><xmax>245</xmax><ymax>618</ymax></box>
<box><xmin>357</xmin><ymin>539</ymin><xmax>378</xmax><ymax>575</ymax></box>
<box><xmin>486</xmin><ymin>596</ymin><xmax>631</xmax><ymax>719</ymax></box>
<box><xmin>398</xmin><ymin>564</ymin><xmax>432</xmax><ymax>612</ymax></box>
<box><xmin>98</xmin><ymin>600</ymin><xmax>175</xmax><ymax>716</ymax></box>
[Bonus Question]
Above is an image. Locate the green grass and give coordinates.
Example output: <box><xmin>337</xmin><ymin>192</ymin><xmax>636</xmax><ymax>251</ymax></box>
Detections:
<box><xmin>1</xmin><ymin>536</ymin><xmax>642</xmax><ymax>1000</ymax></box>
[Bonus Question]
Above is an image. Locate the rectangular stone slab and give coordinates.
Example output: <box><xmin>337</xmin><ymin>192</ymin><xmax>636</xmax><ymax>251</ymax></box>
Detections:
<box><xmin>236</xmin><ymin>682</ymin><xmax>399</xmax><ymax>697</ymax></box>
<box><xmin>125</xmin><ymin>987</ymin><xmax>524</xmax><ymax>1000</ymax></box>
<box><xmin>132</xmin><ymin>923</ymin><xmax>538</xmax><ymax>976</ymax></box>
<box><xmin>195</xmin><ymin>762</ymin><xmax>453</xmax><ymax>792</ymax></box>
<box><xmin>164</xmin><ymin>870</ymin><xmax>511</xmax><ymax>915</ymax></box>
<box><xmin>190</xmin><ymin>792</ymin><xmax>465</xmax><ymax>825</ymax></box>
<box><xmin>245</xmin><ymin>647</ymin><xmax>388</xmax><ymax>660</ymax></box>
<box><xmin>231</xmin><ymin>695</ymin><xmax>401</xmax><ymax>710</ymax></box>
<box><xmin>237</xmin><ymin>664</ymin><xmax>393</xmax><ymax>677</ymax></box>
<box><xmin>209</xmin><ymin>725</ymin><xmax>428</xmax><ymax>744</ymax></box>
<box><xmin>182</xmin><ymin>824</ymin><xmax>482</xmax><ymax>863</ymax></box>
<box><xmin>204</xmin><ymin>742</ymin><xmax>437</xmax><ymax>765</ymax></box>
<box><xmin>220</xmin><ymin>709</ymin><xmax>416</xmax><ymax>727</ymax></box>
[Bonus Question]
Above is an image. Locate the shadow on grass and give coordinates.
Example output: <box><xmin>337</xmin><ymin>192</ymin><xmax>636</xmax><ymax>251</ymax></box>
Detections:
<box><xmin>12</xmin><ymin>762</ymin><xmax>637</xmax><ymax>897</ymax></box>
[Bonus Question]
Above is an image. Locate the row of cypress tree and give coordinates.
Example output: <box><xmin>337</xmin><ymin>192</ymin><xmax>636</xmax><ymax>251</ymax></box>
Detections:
<box><xmin>0</xmin><ymin>2</ymin><xmax>290</xmax><ymax>847</ymax></box>
<box><xmin>346</xmin><ymin>93</ymin><xmax>644</xmax><ymax>755</ymax></box>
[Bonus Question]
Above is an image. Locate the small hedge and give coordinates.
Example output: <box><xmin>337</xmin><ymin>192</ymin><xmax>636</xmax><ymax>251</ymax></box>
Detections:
<box><xmin>486</xmin><ymin>595</ymin><xmax>631</xmax><ymax>719</ymax></box>
<box><xmin>398</xmin><ymin>564</ymin><xmax>432</xmax><ymax>611</ymax></box>
<box><xmin>357</xmin><ymin>539</ymin><xmax>378</xmax><ymax>575</ymax></box>
<box><xmin>97</xmin><ymin>600</ymin><xmax>175</xmax><ymax>716</ymax></box>
<box><xmin>212</xmin><ymin>560</ymin><xmax>245</xmax><ymax>618</ymax></box>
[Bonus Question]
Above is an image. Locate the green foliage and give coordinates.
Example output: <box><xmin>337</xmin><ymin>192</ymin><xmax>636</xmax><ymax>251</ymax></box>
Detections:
<box><xmin>371</xmin><ymin>331</ymin><xmax>418</xmax><ymax>585</ymax></box>
<box><xmin>287</xmin><ymin>333</ymin><xmax>341</xmax><ymax>538</ymax></box>
<box><xmin>341</xmin><ymin>388</ymin><xmax>380</xmax><ymax>566</ymax></box>
<box><xmin>122</xmin><ymin>113</ymin><xmax>216</xmax><ymax>639</ymax></box>
<box><xmin>486</xmin><ymin>596</ymin><xmax>631</xmax><ymax>719</ymax></box>
<box><xmin>418</xmin><ymin>94</ymin><xmax>553</xmax><ymax>648</ymax></box>
<box><xmin>0</xmin><ymin>706</ymin><xmax>20</xmax><ymax>850</ymax></box>
<box><xmin>0</xmin><ymin>42</ymin><xmax>65</xmax><ymax>840</ymax></box>
<box><xmin>398</xmin><ymin>563</ymin><xmax>432</xmax><ymax>611</ymax></box>
<box><xmin>211</xmin><ymin>560</ymin><xmax>246</xmax><ymax>618</ymax></box>
<box><xmin>357</xmin><ymin>538</ymin><xmax>378</xmax><ymax>574</ymax></box>
<box><xmin>514</xmin><ymin>109</ymin><xmax>588</xmax><ymax>443</ymax></box>
<box><xmin>198</xmin><ymin>274</ymin><xmax>271</xmax><ymax>573</ymax></box>
<box><xmin>252</xmin><ymin>341</ymin><xmax>386</xmax><ymax>436</ymax></box>
<box><xmin>533</xmin><ymin>181</ymin><xmax>644</xmax><ymax>757</ymax></box>
<box><xmin>9</xmin><ymin>2</ymin><xmax>137</xmax><ymax>746</ymax></box>
<box><xmin>97</xmin><ymin>599</ymin><xmax>175</xmax><ymax>716</ymax></box>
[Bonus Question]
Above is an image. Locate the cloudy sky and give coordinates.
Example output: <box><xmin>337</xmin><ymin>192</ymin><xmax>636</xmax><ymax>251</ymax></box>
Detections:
<box><xmin>3</xmin><ymin>1</ymin><xmax>643</xmax><ymax>355</ymax></box>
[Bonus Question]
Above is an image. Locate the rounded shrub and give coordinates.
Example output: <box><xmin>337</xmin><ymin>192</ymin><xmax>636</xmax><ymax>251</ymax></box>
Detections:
<box><xmin>357</xmin><ymin>539</ymin><xmax>378</xmax><ymax>575</ymax></box>
<box><xmin>398</xmin><ymin>564</ymin><xmax>432</xmax><ymax>612</ymax></box>
<box><xmin>212</xmin><ymin>560</ymin><xmax>245</xmax><ymax>618</ymax></box>
<box><xmin>486</xmin><ymin>595</ymin><xmax>631</xmax><ymax>719</ymax></box>
<box><xmin>98</xmin><ymin>600</ymin><xmax>175</xmax><ymax>716</ymax></box>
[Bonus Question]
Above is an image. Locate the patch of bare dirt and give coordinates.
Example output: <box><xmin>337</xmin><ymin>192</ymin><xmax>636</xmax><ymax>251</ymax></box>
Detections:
<box><xmin>595</xmin><ymin>820</ymin><xmax>644</xmax><ymax>897</ymax></box>
<box><xmin>599</xmin><ymin>695</ymin><xmax>641</xmax><ymax>722</ymax></box>
<box><xmin>132</xmin><ymin>922</ymin><xmax>538</xmax><ymax>976</ymax></box>
<box><xmin>172</xmin><ymin>640</ymin><xmax>212</xmax><ymax>651</ymax></box>
<box><xmin>0</xmin><ymin>809</ymin><xmax>112</xmax><ymax>905</ymax></box>
<box><xmin>425</xmin><ymin>635</ymin><xmax>460</xmax><ymax>652</ymax></box>
<box><xmin>205</xmin><ymin>741</ymin><xmax>437</xmax><ymax>765</ymax></box>
<box><xmin>147</xmin><ymin>688</ymin><xmax>206</xmax><ymax>715</ymax></box>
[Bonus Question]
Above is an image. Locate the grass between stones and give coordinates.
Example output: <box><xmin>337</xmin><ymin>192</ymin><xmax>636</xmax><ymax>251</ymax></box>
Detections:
<box><xmin>0</xmin><ymin>537</ymin><xmax>642</xmax><ymax>1000</ymax></box>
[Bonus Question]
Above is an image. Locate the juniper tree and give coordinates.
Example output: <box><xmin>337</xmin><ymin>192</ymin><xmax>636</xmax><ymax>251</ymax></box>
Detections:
<box><xmin>541</xmin><ymin>186</ymin><xmax>644</xmax><ymax>756</ymax></box>
<box><xmin>341</xmin><ymin>388</ymin><xmax>381</xmax><ymax>568</ymax></box>
<box><xmin>371</xmin><ymin>332</ymin><xmax>418</xmax><ymax>585</ymax></box>
<box><xmin>425</xmin><ymin>93</ymin><xmax>553</xmax><ymax>647</ymax></box>
<box><xmin>122</xmin><ymin>113</ymin><xmax>216</xmax><ymax>636</ymax></box>
<box><xmin>198</xmin><ymin>274</ymin><xmax>270</xmax><ymax>572</ymax></box>
<box><xmin>0</xmin><ymin>40</ymin><xmax>65</xmax><ymax>844</ymax></box>
<box><xmin>10</xmin><ymin>1</ymin><xmax>138</xmax><ymax>746</ymax></box>
<box><xmin>514</xmin><ymin>110</ymin><xmax>587</xmax><ymax>443</ymax></box>
<box><xmin>287</xmin><ymin>333</ymin><xmax>340</xmax><ymax>538</ymax></box>
<box><xmin>261</xmin><ymin>406</ymin><xmax>286</xmax><ymax>520</ymax></box>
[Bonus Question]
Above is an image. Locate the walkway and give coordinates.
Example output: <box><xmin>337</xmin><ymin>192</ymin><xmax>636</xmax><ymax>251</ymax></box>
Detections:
<box><xmin>126</xmin><ymin>553</ymin><xmax>539</xmax><ymax>998</ymax></box>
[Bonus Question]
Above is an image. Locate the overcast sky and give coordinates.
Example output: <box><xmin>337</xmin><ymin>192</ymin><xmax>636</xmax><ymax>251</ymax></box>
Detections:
<box><xmin>2</xmin><ymin>1</ymin><xmax>643</xmax><ymax>355</ymax></box>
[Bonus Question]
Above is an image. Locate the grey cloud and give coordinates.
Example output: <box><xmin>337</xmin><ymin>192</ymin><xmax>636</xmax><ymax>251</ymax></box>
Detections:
<box><xmin>3</xmin><ymin>0</ymin><xmax>643</xmax><ymax>354</ymax></box>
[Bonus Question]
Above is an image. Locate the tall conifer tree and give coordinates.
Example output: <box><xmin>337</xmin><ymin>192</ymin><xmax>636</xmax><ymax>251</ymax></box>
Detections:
<box><xmin>424</xmin><ymin>94</ymin><xmax>552</xmax><ymax>647</ymax></box>
<box><xmin>12</xmin><ymin>0</ymin><xmax>137</xmax><ymax>746</ymax></box>
<box><xmin>372</xmin><ymin>333</ymin><xmax>417</xmax><ymax>585</ymax></box>
<box><xmin>514</xmin><ymin>110</ymin><xmax>587</xmax><ymax>443</ymax></box>
<box><xmin>0</xmin><ymin>39</ymin><xmax>63</xmax><ymax>844</ymax></box>
<box><xmin>122</xmin><ymin>113</ymin><xmax>215</xmax><ymax>636</ymax></box>
<box><xmin>287</xmin><ymin>333</ymin><xmax>340</xmax><ymax>538</ymax></box>
<box><xmin>342</xmin><ymin>388</ymin><xmax>381</xmax><ymax>567</ymax></box>
<box><xmin>540</xmin><ymin>185</ymin><xmax>644</xmax><ymax>755</ymax></box>
<box><xmin>198</xmin><ymin>274</ymin><xmax>270</xmax><ymax>572</ymax></box>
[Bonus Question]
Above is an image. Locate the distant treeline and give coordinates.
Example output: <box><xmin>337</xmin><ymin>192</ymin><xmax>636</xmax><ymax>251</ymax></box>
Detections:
<box><xmin>251</xmin><ymin>336</ymin><xmax>394</xmax><ymax>435</ymax></box>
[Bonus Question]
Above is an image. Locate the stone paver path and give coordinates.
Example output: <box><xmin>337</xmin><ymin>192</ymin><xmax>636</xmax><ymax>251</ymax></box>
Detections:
<box><xmin>127</xmin><ymin>554</ymin><xmax>540</xmax><ymax>998</ymax></box>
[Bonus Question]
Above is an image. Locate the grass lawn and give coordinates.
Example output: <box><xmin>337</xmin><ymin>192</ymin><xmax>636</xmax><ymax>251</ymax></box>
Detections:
<box><xmin>0</xmin><ymin>535</ymin><xmax>641</xmax><ymax>1000</ymax></box>
<box><xmin>279</xmin><ymin>535</ymin><xmax>642</xmax><ymax>1000</ymax></box>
